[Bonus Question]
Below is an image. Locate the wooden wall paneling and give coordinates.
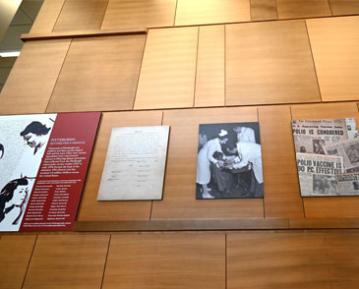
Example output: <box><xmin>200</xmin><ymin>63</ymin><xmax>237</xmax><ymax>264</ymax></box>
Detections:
<box><xmin>23</xmin><ymin>234</ymin><xmax>109</xmax><ymax>289</ymax></box>
<box><xmin>30</xmin><ymin>0</ymin><xmax>65</xmax><ymax>34</ymax></box>
<box><xmin>250</xmin><ymin>0</ymin><xmax>278</xmax><ymax>21</ymax></box>
<box><xmin>151</xmin><ymin>107</ymin><xmax>264</xmax><ymax>220</ymax></box>
<box><xmin>258</xmin><ymin>106</ymin><xmax>304</xmax><ymax>218</ymax></box>
<box><xmin>329</xmin><ymin>0</ymin><xmax>359</xmax><ymax>16</ymax></box>
<box><xmin>175</xmin><ymin>0</ymin><xmax>250</xmax><ymax>26</ymax></box>
<box><xmin>227</xmin><ymin>231</ymin><xmax>333</xmax><ymax>289</ymax></box>
<box><xmin>0</xmin><ymin>39</ymin><xmax>71</xmax><ymax>115</ymax></box>
<box><xmin>47</xmin><ymin>35</ymin><xmax>145</xmax><ymax>112</ymax></box>
<box><xmin>78</xmin><ymin>111</ymin><xmax>162</xmax><ymax>222</ymax></box>
<box><xmin>101</xmin><ymin>0</ymin><xmax>177</xmax><ymax>30</ymax></box>
<box><xmin>0</xmin><ymin>235</ymin><xmax>36</xmax><ymax>289</ymax></box>
<box><xmin>102</xmin><ymin>233</ymin><xmax>225</xmax><ymax>289</ymax></box>
<box><xmin>291</xmin><ymin>102</ymin><xmax>359</xmax><ymax>218</ymax></box>
<box><xmin>194</xmin><ymin>25</ymin><xmax>225</xmax><ymax>107</ymax></box>
<box><xmin>226</xmin><ymin>20</ymin><xmax>320</xmax><ymax>106</ymax></box>
<box><xmin>326</xmin><ymin>231</ymin><xmax>359</xmax><ymax>289</ymax></box>
<box><xmin>134</xmin><ymin>27</ymin><xmax>198</xmax><ymax>109</ymax></box>
<box><xmin>53</xmin><ymin>0</ymin><xmax>108</xmax><ymax>32</ymax></box>
<box><xmin>276</xmin><ymin>0</ymin><xmax>331</xmax><ymax>19</ymax></box>
<box><xmin>306</xmin><ymin>16</ymin><xmax>359</xmax><ymax>102</ymax></box>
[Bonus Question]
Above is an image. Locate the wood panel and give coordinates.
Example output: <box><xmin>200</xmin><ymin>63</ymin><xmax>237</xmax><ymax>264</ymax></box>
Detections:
<box><xmin>30</xmin><ymin>0</ymin><xmax>65</xmax><ymax>34</ymax></box>
<box><xmin>101</xmin><ymin>0</ymin><xmax>176</xmax><ymax>30</ymax></box>
<box><xmin>152</xmin><ymin>107</ymin><xmax>264</xmax><ymax>220</ymax></box>
<box><xmin>250</xmin><ymin>0</ymin><xmax>278</xmax><ymax>21</ymax></box>
<box><xmin>307</xmin><ymin>16</ymin><xmax>359</xmax><ymax>101</ymax></box>
<box><xmin>175</xmin><ymin>0</ymin><xmax>250</xmax><ymax>25</ymax></box>
<box><xmin>227</xmin><ymin>231</ymin><xmax>332</xmax><ymax>289</ymax></box>
<box><xmin>0</xmin><ymin>39</ymin><xmax>70</xmax><ymax>115</ymax></box>
<box><xmin>291</xmin><ymin>102</ymin><xmax>359</xmax><ymax>218</ymax></box>
<box><xmin>195</xmin><ymin>25</ymin><xmax>225</xmax><ymax>107</ymax></box>
<box><xmin>102</xmin><ymin>233</ymin><xmax>225</xmax><ymax>289</ymax></box>
<box><xmin>277</xmin><ymin>0</ymin><xmax>331</xmax><ymax>19</ymax></box>
<box><xmin>53</xmin><ymin>0</ymin><xmax>108</xmax><ymax>32</ymax></box>
<box><xmin>259</xmin><ymin>106</ymin><xmax>304</xmax><ymax>218</ymax></box>
<box><xmin>330</xmin><ymin>0</ymin><xmax>359</xmax><ymax>15</ymax></box>
<box><xmin>47</xmin><ymin>35</ymin><xmax>145</xmax><ymax>112</ymax></box>
<box><xmin>226</xmin><ymin>20</ymin><xmax>320</xmax><ymax>106</ymax></box>
<box><xmin>0</xmin><ymin>235</ymin><xmax>36</xmax><ymax>289</ymax></box>
<box><xmin>23</xmin><ymin>234</ymin><xmax>109</xmax><ymax>289</ymax></box>
<box><xmin>134</xmin><ymin>27</ymin><xmax>198</xmax><ymax>109</ymax></box>
<box><xmin>78</xmin><ymin>111</ymin><xmax>162</xmax><ymax>222</ymax></box>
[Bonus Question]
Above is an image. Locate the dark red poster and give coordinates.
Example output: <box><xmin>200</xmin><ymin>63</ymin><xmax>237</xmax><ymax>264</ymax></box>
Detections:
<box><xmin>20</xmin><ymin>112</ymin><xmax>101</xmax><ymax>231</ymax></box>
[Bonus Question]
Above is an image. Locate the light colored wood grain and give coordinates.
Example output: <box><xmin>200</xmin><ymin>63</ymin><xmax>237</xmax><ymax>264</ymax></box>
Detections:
<box><xmin>47</xmin><ymin>35</ymin><xmax>145</xmax><ymax>112</ymax></box>
<box><xmin>307</xmin><ymin>16</ymin><xmax>359</xmax><ymax>101</ymax></box>
<box><xmin>330</xmin><ymin>0</ymin><xmax>359</xmax><ymax>15</ymax></box>
<box><xmin>291</xmin><ymin>102</ymin><xmax>359</xmax><ymax>218</ymax></box>
<box><xmin>78</xmin><ymin>111</ymin><xmax>162</xmax><ymax>222</ymax></box>
<box><xmin>175</xmin><ymin>0</ymin><xmax>250</xmax><ymax>25</ymax></box>
<box><xmin>227</xmin><ymin>231</ymin><xmax>332</xmax><ymax>289</ymax></box>
<box><xmin>250</xmin><ymin>0</ymin><xmax>278</xmax><ymax>21</ymax></box>
<box><xmin>103</xmin><ymin>233</ymin><xmax>225</xmax><ymax>289</ymax></box>
<box><xmin>101</xmin><ymin>0</ymin><xmax>176</xmax><ymax>30</ymax></box>
<box><xmin>195</xmin><ymin>25</ymin><xmax>225</xmax><ymax>107</ymax></box>
<box><xmin>0</xmin><ymin>235</ymin><xmax>36</xmax><ymax>289</ymax></box>
<box><xmin>0</xmin><ymin>39</ymin><xmax>70</xmax><ymax>115</ymax></box>
<box><xmin>23</xmin><ymin>234</ymin><xmax>109</xmax><ymax>289</ymax></box>
<box><xmin>54</xmin><ymin>0</ymin><xmax>108</xmax><ymax>32</ymax></box>
<box><xmin>30</xmin><ymin>0</ymin><xmax>65</xmax><ymax>34</ymax></box>
<box><xmin>226</xmin><ymin>20</ymin><xmax>320</xmax><ymax>106</ymax></box>
<box><xmin>152</xmin><ymin>107</ymin><xmax>264</xmax><ymax>220</ymax></box>
<box><xmin>134</xmin><ymin>27</ymin><xmax>198</xmax><ymax>109</ymax></box>
<box><xmin>277</xmin><ymin>0</ymin><xmax>331</xmax><ymax>19</ymax></box>
<box><xmin>259</xmin><ymin>106</ymin><xmax>304</xmax><ymax>218</ymax></box>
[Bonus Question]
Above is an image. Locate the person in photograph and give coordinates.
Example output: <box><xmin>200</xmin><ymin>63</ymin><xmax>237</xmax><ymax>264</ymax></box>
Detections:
<box><xmin>197</xmin><ymin>129</ymin><xmax>229</xmax><ymax>199</ymax></box>
<box><xmin>346</xmin><ymin>144</ymin><xmax>359</xmax><ymax>164</ymax></box>
<box><xmin>234</xmin><ymin>127</ymin><xmax>263</xmax><ymax>197</ymax></box>
<box><xmin>313</xmin><ymin>139</ymin><xmax>325</xmax><ymax>155</ymax></box>
<box><xmin>0</xmin><ymin>177</ymin><xmax>29</xmax><ymax>226</ymax></box>
<box><xmin>20</xmin><ymin>121</ymin><xmax>51</xmax><ymax>155</ymax></box>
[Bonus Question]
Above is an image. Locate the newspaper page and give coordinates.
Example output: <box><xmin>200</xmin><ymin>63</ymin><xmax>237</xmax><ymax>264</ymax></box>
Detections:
<box><xmin>292</xmin><ymin>118</ymin><xmax>359</xmax><ymax>197</ymax></box>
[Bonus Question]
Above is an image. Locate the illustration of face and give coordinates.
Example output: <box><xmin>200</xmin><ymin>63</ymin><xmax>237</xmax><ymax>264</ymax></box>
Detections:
<box><xmin>11</xmin><ymin>186</ymin><xmax>28</xmax><ymax>206</ymax></box>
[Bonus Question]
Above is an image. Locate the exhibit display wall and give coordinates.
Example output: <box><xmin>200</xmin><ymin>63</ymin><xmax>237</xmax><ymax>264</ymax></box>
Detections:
<box><xmin>1</xmin><ymin>0</ymin><xmax>359</xmax><ymax>288</ymax></box>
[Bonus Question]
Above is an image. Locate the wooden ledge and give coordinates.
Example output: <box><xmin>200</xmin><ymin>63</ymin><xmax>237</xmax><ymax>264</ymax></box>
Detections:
<box><xmin>21</xmin><ymin>28</ymin><xmax>147</xmax><ymax>41</ymax></box>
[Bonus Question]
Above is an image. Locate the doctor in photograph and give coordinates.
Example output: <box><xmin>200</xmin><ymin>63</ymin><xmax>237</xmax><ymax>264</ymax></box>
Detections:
<box><xmin>197</xmin><ymin>129</ymin><xmax>229</xmax><ymax>199</ymax></box>
<box><xmin>0</xmin><ymin>178</ymin><xmax>29</xmax><ymax>227</ymax></box>
<box><xmin>234</xmin><ymin>127</ymin><xmax>264</xmax><ymax>197</ymax></box>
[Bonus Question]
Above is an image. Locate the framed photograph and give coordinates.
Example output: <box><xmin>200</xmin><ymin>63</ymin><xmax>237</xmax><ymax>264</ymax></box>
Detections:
<box><xmin>196</xmin><ymin>122</ymin><xmax>264</xmax><ymax>199</ymax></box>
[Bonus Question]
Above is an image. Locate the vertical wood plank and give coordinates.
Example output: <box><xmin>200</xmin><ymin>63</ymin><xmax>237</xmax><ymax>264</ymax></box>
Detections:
<box><xmin>251</xmin><ymin>0</ymin><xmax>278</xmax><ymax>21</ymax></box>
<box><xmin>54</xmin><ymin>0</ymin><xmax>108</xmax><ymax>31</ymax></box>
<box><xmin>101</xmin><ymin>0</ymin><xmax>177</xmax><ymax>30</ymax></box>
<box><xmin>0</xmin><ymin>235</ymin><xmax>36</xmax><ymax>289</ymax></box>
<box><xmin>103</xmin><ymin>233</ymin><xmax>225</xmax><ymax>289</ymax></box>
<box><xmin>195</xmin><ymin>25</ymin><xmax>225</xmax><ymax>107</ymax></box>
<box><xmin>227</xmin><ymin>231</ymin><xmax>332</xmax><ymax>289</ymax></box>
<box><xmin>226</xmin><ymin>20</ymin><xmax>320</xmax><ymax>106</ymax></box>
<box><xmin>259</xmin><ymin>106</ymin><xmax>304</xmax><ymax>218</ymax></box>
<box><xmin>30</xmin><ymin>0</ymin><xmax>65</xmax><ymax>34</ymax></box>
<box><xmin>175</xmin><ymin>0</ymin><xmax>250</xmax><ymax>25</ymax></box>
<box><xmin>23</xmin><ymin>234</ymin><xmax>109</xmax><ymax>289</ymax></box>
<box><xmin>134</xmin><ymin>27</ymin><xmax>198</xmax><ymax>109</ymax></box>
<box><xmin>47</xmin><ymin>35</ymin><xmax>145</xmax><ymax>112</ymax></box>
<box><xmin>307</xmin><ymin>16</ymin><xmax>359</xmax><ymax>101</ymax></box>
<box><xmin>0</xmin><ymin>39</ymin><xmax>70</xmax><ymax>115</ymax></box>
<box><xmin>78</xmin><ymin>111</ymin><xmax>162</xmax><ymax>222</ymax></box>
<box><xmin>277</xmin><ymin>0</ymin><xmax>331</xmax><ymax>19</ymax></box>
<box><xmin>329</xmin><ymin>0</ymin><xmax>359</xmax><ymax>16</ymax></box>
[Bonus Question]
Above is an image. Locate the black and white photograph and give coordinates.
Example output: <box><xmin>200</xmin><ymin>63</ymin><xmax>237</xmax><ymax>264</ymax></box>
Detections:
<box><xmin>196</xmin><ymin>122</ymin><xmax>264</xmax><ymax>199</ymax></box>
<box><xmin>0</xmin><ymin>114</ymin><xmax>56</xmax><ymax>231</ymax></box>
